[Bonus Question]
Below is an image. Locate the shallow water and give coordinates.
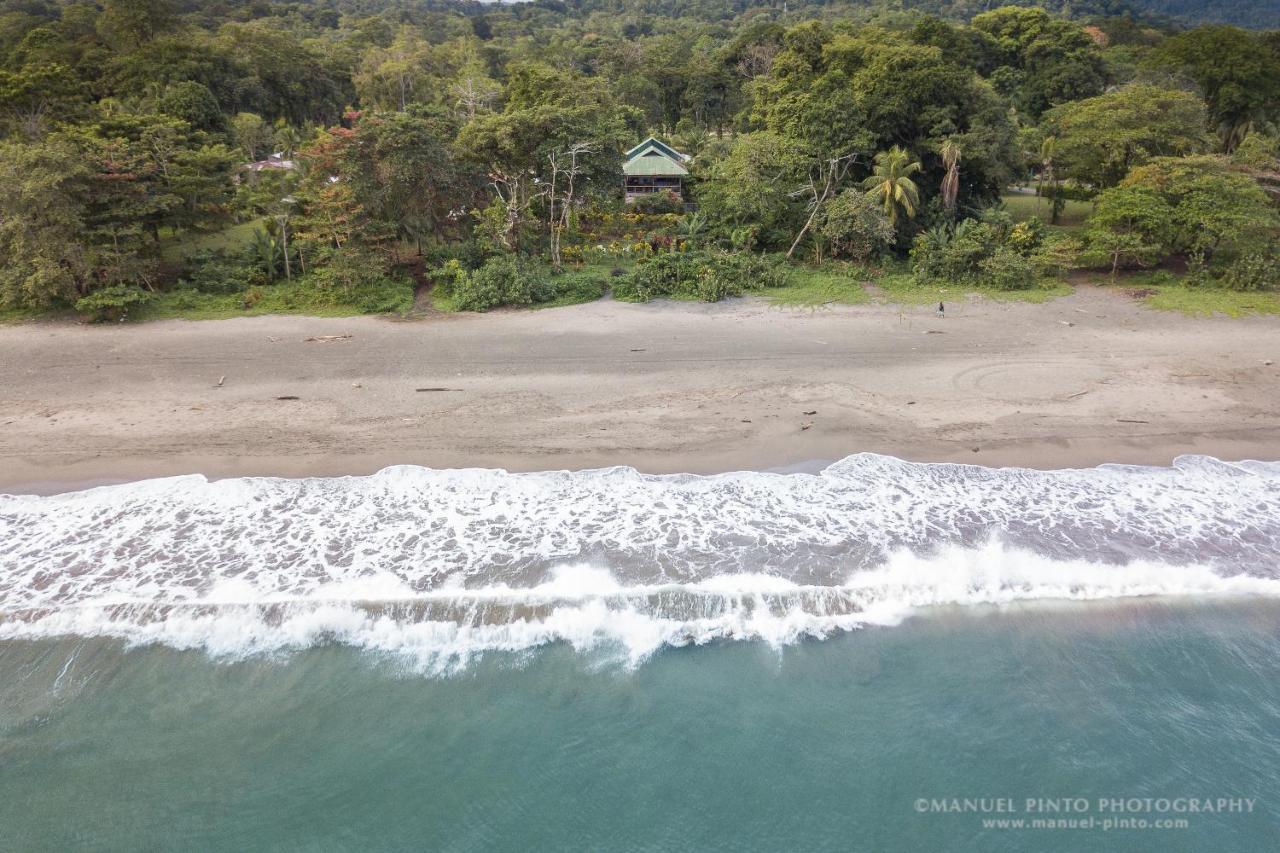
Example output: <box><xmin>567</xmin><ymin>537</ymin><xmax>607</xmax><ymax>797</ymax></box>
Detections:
<box><xmin>2</xmin><ymin>454</ymin><xmax>1279</xmax><ymax>849</ymax></box>
<box><xmin>1</xmin><ymin>602</ymin><xmax>1278</xmax><ymax>851</ymax></box>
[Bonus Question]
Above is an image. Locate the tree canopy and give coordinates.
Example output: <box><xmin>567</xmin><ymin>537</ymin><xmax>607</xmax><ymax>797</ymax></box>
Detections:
<box><xmin>0</xmin><ymin>0</ymin><xmax>1276</xmax><ymax>311</ymax></box>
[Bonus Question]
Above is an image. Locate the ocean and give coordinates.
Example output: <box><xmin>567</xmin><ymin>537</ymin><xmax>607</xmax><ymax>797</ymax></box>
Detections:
<box><xmin>1</xmin><ymin>454</ymin><xmax>1278</xmax><ymax>851</ymax></box>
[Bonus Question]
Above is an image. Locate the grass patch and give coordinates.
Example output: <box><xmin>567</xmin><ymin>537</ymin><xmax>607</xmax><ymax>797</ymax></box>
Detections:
<box><xmin>877</xmin><ymin>271</ymin><xmax>1073</xmax><ymax>305</ymax></box>
<box><xmin>130</xmin><ymin>279</ymin><xmax>412</xmax><ymax>322</ymax></box>
<box><xmin>538</xmin><ymin>258</ymin><xmax>630</xmax><ymax>309</ymax></box>
<box><xmin>1001</xmin><ymin>191</ymin><xmax>1092</xmax><ymax>231</ymax></box>
<box><xmin>765</xmin><ymin>260</ymin><xmax>1071</xmax><ymax>307</ymax></box>
<box><xmin>0</xmin><ymin>304</ymin><xmax>51</xmax><ymax>324</ymax></box>
<box><xmin>427</xmin><ymin>289</ymin><xmax>464</xmax><ymax>313</ymax></box>
<box><xmin>1086</xmin><ymin>271</ymin><xmax>1280</xmax><ymax>317</ymax></box>
<box><xmin>1145</xmin><ymin>287</ymin><xmax>1280</xmax><ymax>317</ymax></box>
<box><xmin>763</xmin><ymin>263</ymin><xmax>873</xmax><ymax>307</ymax></box>
<box><xmin>158</xmin><ymin>220</ymin><xmax>263</xmax><ymax>264</ymax></box>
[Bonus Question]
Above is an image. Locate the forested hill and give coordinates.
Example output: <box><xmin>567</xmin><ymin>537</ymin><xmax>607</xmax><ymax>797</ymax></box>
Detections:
<box><xmin>920</xmin><ymin>0</ymin><xmax>1277</xmax><ymax>30</ymax></box>
<box><xmin>1115</xmin><ymin>0</ymin><xmax>1279</xmax><ymax>29</ymax></box>
<box><xmin>71</xmin><ymin>0</ymin><xmax>1280</xmax><ymax>30</ymax></box>
<box><xmin>537</xmin><ymin>0</ymin><xmax>1279</xmax><ymax>30</ymax></box>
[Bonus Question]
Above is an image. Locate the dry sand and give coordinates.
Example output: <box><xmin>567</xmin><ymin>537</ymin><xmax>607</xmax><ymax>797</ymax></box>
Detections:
<box><xmin>2</xmin><ymin>287</ymin><xmax>1278</xmax><ymax>493</ymax></box>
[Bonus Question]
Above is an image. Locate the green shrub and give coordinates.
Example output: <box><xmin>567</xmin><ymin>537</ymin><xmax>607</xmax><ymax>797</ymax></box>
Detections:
<box><xmin>629</xmin><ymin>191</ymin><xmax>684</xmax><ymax>215</ymax></box>
<box><xmin>979</xmin><ymin>246</ymin><xmax>1037</xmax><ymax>291</ymax></box>
<box><xmin>450</xmin><ymin>255</ymin><xmax>550</xmax><ymax>311</ymax></box>
<box><xmin>434</xmin><ymin>258</ymin><xmax>608</xmax><ymax>311</ymax></box>
<box><xmin>74</xmin><ymin>285</ymin><xmax>155</xmax><ymax>322</ymax></box>
<box><xmin>694</xmin><ymin>264</ymin><xmax>743</xmax><ymax>301</ymax></box>
<box><xmin>1006</xmin><ymin>219</ymin><xmax>1045</xmax><ymax>254</ymax></box>
<box><xmin>1028</xmin><ymin>234</ymin><xmax>1084</xmax><ymax>276</ymax></box>
<box><xmin>613</xmin><ymin>252</ymin><xmax>703</xmax><ymax>301</ymax></box>
<box><xmin>303</xmin><ymin>249</ymin><xmax>413</xmax><ymax>313</ymax></box>
<box><xmin>1221</xmin><ymin>250</ymin><xmax>1280</xmax><ymax>292</ymax></box>
<box><xmin>911</xmin><ymin>220</ymin><xmax>1000</xmax><ymax>285</ymax></box>
<box><xmin>708</xmin><ymin>252</ymin><xmax>791</xmax><ymax>292</ymax></box>
<box><xmin>945</xmin><ymin>220</ymin><xmax>1002</xmax><ymax>275</ymax></box>
<box><xmin>820</xmin><ymin>190</ymin><xmax>895</xmax><ymax>261</ymax></box>
<box><xmin>908</xmin><ymin>227</ymin><xmax>951</xmax><ymax>282</ymax></box>
<box><xmin>615</xmin><ymin>251</ymin><xmax>791</xmax><ymax>302</ymax></box>
<box><xmin>343</xmin><ymin>277</ymin><xmax>414</xmax><ymax>313</ymax></box>
<box><xmin>544</xmin><ymin>269</ymin><xmax>609</xmax><ymax>305</ymax></box>
<box><xmin>911</xmin><ymin>213</ymin><xmax>1047</xmax><ymax>291</ymax></box>
<box><xmin>423</xmin><ymin>239</ymin><xmax>494</xmax><ymax>273</ymax></box>
<box><xmin>179</xmin><ymin>249</ymin><xmax>264</xmax><ymax>294</ymax></box>
<box><xmin>428</xmin><ymin>259</ymin><xmax>468</xmax><ymax>296</ymax></box>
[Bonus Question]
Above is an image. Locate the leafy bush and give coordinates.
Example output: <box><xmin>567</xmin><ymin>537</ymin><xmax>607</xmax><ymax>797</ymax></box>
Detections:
<box><xmin>614</xmin><ymin>251</ymin><xmax>791</xmax><ymax>302</ymax></box>
<box><xmin>449</xmin><ymin>255</ymin><xmax>550</xmax><ymax>311</ymax></box>
<box><xmin>911</xmin><ymin>210</ymin><xmax>1050</xmax><ymax>290</ymax></box>
<box><xmin>544</xmin><ymin>269</ymin><xmax>609</xmax><ymax>305</ymax></box>
<box><xmin>910</xmin><ymin>220</ymin><xmax>999</xmax><ymax>284</ymax></box>
<box><xmin>1221</xmin><ymin>251</ymin><xmax>1280</xmax><ymax>292</ymax></box>
<box><xmin>303</xmin><ymin>249</ymin><xmax>413</xmax><ymax>313</ymax></box>
<box><xmin>432</xmin><ymin>257</ymin><xmax>608</xmax><ymax>311</ymax></box>
<box><xmin>709</xmin><ymin>252</ymin><xmax>791</xmax><ymax>292</ymax></box>
<box><xmin>1028</xmin><ymin>234</ymin><xmax>1084</xmax><ymax>276</ymax></box>
<box><xmin>428</xmin><ymin>259</ymin><xmax>468</xmax><ymax>296</ymax></box>
<box><xmin>907</xmin><ymin>227</ymin><xmax>950</xmax><ymax>282</ymax></box>
<box><xmin>1006</xmin><ymin>219</ymin><xmax>1045</xmax><ymax>254</ymax></box>
<box><xmin>979</xmin><ymin>246</ymin><xmax>1037</xmax><ymax>291</ymax></box>
<box><xmin>74</xmin><ymin>285</ymin><xmax>155</xmax><ymax>322</ymax></box>
<box><xmin>179</xmin><ymin>249</ymin><xmax>265</xmax><ymax>294</ymax></box>
<box><xmin>423</xmin><ymin>239</ymin><xmax>494</xmax><ymax>272</ymax></box>
<box><xmin>820</xmin><ymin>190</ymin><xmax>895</xmax><ymax>261</ymax></box>
<box><xmin>629</xmin><ymin>191</ymin><xmax>684</xmax><ymax>215</ymax></box>
<box><xmin>694</xmin><ymin>264</ymin><xmax>744</xmax><ymax>302</ymax></box>
<box><xmin>613</xmin><ymin>252</ymin><xmax>702</xmax><ymax>301</ymax></box>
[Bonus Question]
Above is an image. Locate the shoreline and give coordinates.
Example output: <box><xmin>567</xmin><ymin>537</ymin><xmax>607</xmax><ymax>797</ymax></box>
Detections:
<box><xmin>6</xmin><ymin>434</ymin><xmax>1279</xmax><ymax>497</ymax></box>
<box><xmin>3</xmin><ymin>289</ymin><xmax>1278</xmax><ymax>495</ymax></box>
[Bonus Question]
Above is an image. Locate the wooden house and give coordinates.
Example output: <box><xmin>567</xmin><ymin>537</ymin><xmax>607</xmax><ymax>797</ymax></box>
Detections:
<box><xmin>622</xmin><ymin>137</ymin><xmax>690</xmax><ymax>203</ymax></box>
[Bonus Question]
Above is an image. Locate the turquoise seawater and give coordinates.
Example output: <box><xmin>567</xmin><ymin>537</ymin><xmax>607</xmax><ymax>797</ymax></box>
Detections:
<box><xmin>2</xmin><ymin>599</ymin><xmax>1278</xmax><ymax>852</ymax></box>
<box><xmin>4</xmin><ymin>456</ymin><xmax>1280</xmax><ymax>850</ymax></box>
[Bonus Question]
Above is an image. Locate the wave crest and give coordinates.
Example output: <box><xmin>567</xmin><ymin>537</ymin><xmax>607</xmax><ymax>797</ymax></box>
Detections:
<box><xmin>3</xmin><ymin>543</ymin><xmax>1277</xmax><ymax>674</ymax></box>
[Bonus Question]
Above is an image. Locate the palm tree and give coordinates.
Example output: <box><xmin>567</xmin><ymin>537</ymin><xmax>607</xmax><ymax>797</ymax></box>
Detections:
<box><xmin>677</xmin><ymin>211</ymin><xmax>707</xmax><ymax>248</ymax></box>
<box><xmin>273</xmin><ymin>122</ymin><xmax>302</xmax><ymax>160</ymax></box>
<box><xmin>940</xmin><ymin>139</ymin><xmax>961</xmax><ymax>216</ymax></box>
<box><xmin>252</xmin><ymin>227</ymin><xmax>282</xmax><ymax>281</ymax></box>
<box><xmin>863</xmin><ymin>146</ymin><xmax>922</xmax><ymax>230</ymax></box>
<box><xmin>1038</xmin><ymin>136</ymin><xmax>1060</xmax><ymax>224</ymax></box>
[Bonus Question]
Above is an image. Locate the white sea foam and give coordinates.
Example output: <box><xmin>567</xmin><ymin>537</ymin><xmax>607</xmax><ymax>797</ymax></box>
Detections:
<box><xmin>2</xmin><ymin>455</ymin><xmax>1278</xmax><ymax>670</ymax></box>
<box><xmin>2</xmin><ymin>543</ymin><xmax>1279</xmax><ymax>674</ymax></box>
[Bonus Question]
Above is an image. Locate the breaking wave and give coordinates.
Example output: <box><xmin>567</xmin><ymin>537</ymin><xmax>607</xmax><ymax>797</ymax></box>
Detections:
<box><xmin>2</xmin><ymin>454</ymin><xmax>1278</xmax><ymax>671</ymax></box>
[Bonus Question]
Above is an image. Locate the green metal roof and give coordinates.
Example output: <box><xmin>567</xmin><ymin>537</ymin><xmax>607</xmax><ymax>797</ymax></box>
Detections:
<box><xmin>625</xmin><ymin>136</ymin><xmax>690</xmax><ymax>163</ymax></box>
<box><xmin>622</xmin><ymin>150</ymin><xmax>689</xmax><ymax>177</ymax></box>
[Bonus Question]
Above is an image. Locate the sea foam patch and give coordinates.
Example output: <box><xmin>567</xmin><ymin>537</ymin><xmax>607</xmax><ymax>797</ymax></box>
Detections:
<box><xmin>2</xmin><ymin>455</ymin><xmax>1278</xmax><ymax>671</ymax></box>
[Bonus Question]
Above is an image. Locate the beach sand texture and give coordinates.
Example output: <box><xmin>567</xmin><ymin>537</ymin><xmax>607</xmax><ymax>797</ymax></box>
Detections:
<box><xmin>1</xmin><ymin>286</ymin><xmax>1277</xmax><ymax>492</ymax></box>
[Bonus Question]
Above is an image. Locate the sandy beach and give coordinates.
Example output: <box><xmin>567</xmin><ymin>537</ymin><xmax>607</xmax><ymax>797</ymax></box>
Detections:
<box><xmin>2</xmin><ymin>287</ymin><xmax>1278</xmax><ymax>493</ymax></box>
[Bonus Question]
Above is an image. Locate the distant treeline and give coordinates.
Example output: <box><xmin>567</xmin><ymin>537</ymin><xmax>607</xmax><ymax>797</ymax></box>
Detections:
<box><xmin>0</xmin><ymin>0</ymin><xmax>1276</xmax><ymax>317</ymax></box>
